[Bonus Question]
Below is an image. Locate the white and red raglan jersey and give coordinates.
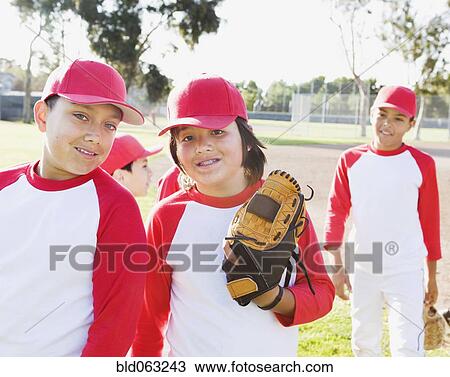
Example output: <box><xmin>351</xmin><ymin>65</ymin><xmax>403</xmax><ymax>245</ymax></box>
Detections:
<box><xmin>132</xmin><ymin>182</ymin><xmax>335</xmax><ymax>357</ymax></box>
<box><xmin>324</xmin><ymin>144</ymin><xmax>441</xmax><ymax>274</ymax></box>
<box><xmin>156</xmin><ymin>165</ymin><xmax>180</xmax><ymax>201</ymax></box>
<box><xmin>0</xmin><ymin>162</ymin><xmax>147</xmax><ymax>356</ymax></box>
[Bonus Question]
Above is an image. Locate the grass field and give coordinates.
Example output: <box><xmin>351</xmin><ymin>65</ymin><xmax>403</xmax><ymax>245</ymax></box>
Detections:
<box><xmin>1</xmin><ymin>119</ymin><xmax>448</xmax><ymax>357</ymax></box>
<box><xmin>250</xmin><ymin>118</ymin><xmax>450</xmax><ymax>144</ymax></box>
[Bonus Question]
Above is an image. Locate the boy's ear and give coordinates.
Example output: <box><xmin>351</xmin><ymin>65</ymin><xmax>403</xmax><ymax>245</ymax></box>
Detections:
<box><xmin>409</xmin><ymin>119</ymin><xmax>416</xmax><ymax>130</ymax></box>
<box><xmin>112</xmin><ymin>169</ymin><xmax>125</xmax><ymax>182</ymax></box>
<box><xmin>34</xmin><ymin>100</ymin><xmax>48</xmax><ymax>132</ymax></box>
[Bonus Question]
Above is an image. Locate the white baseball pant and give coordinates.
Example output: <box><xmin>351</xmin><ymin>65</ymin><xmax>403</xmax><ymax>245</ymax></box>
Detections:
<box><xmin>349</xmin><ymin>268</ymin><xmax>425</xmax><ymax>357</ymax></box>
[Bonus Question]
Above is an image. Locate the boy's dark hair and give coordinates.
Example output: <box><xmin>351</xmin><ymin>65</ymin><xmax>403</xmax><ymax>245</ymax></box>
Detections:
<box><xmin>44</xmin><ymin>95</ymin><xmax>60</xmax><ymax>110</ymax></box>
<box><xmin>107</xmin><ymin>161</ymin><xmax>132</xmax><ymax>176</ymax></box>
<box><xmin>119</xmin><ymin>161</ymin><xmax>133</xmax><ymax>173</ymax></box>
<box><xmin>169</xmin><ymin>117</ymin><xmax>266</xmax><ymax>186</ymax></box>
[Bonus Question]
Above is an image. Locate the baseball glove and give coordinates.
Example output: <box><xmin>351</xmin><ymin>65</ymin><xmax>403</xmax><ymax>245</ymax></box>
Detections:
<box><xmin>222</xmin><ymin>170</ymin><xmax>315</xmax><ymax>307</ymax></box>
<box><xmin>423</xmin><ymin>305</ymin><xmax>446</xmax><ymax>350</ymax></box>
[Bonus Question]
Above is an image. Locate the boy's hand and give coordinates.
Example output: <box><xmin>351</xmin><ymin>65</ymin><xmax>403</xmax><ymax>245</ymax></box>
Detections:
<box><xmin>425</xmin><ymin>278</ymin><xmax>438</xmax><ymax>306</ymax></box>
<box><xmin>331</xmin><ymin>266</ymin><xmax>352</xmax><ymax>300</ymax></box>
<box><xmin>223</xmin><ymin>241</ymin><xmax>237</xmax><ymax>262</ymax></box>
<box><xmin>251</xmin><ymin>286</ymin><xmax>280</xmax><ymax>307</ymax></box>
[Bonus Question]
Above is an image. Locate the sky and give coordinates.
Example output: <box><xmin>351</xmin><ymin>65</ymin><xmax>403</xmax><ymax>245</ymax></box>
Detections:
<box><xmin>0</xmin><ymin>0</ymin><xmax>448</xmax><ymax>91</ymax></box>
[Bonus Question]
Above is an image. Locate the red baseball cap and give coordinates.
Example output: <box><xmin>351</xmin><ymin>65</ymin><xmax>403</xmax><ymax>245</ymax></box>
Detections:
<box><xmin>41</xmin><ymin>59</ymin><xmax>144</xmax><ymax>125</ymax></box>
<box><xmin>101</xmin><ymin>134</ymin><xmax>163</xmax><ymax>174</ymax></box>
<box><xmin>158</xmin><ymin>74</ymin><xmax>248</xmax><ymax>136</ymax></box>
<box><xmin>372</xmin><ymin>86</ymin><xmax>417</xmax><ymax>118</ymax></box>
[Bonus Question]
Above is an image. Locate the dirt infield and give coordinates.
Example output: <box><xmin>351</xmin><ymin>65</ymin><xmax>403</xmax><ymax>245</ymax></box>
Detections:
<box><xmin>152</xmin><ymin>141</ymin><xmax>450</xmax><ymax>310</ymax></box>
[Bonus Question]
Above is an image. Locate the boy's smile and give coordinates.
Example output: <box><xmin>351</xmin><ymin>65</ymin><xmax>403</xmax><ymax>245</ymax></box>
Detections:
<box><xmin>195</xmin><ymin>157</ymin><xmax>221</xmax><ymax>168</ymax></box>
<box><xmin>74</xmin><ymin>146</ymin><xmax>99</xmax><ymax>158</ymax></box>
<box><xmin>34</xmin><ymin>97</ymin><xmax>122</xmax><ymax>180</ymax></box>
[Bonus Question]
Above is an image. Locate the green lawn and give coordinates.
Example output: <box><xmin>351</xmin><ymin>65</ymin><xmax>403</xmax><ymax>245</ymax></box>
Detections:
<box><xmin>299</xmin><ymin>299</ymin><xmax>448</xmax><ymax>357</ymax></box>
<box><xmin>249</xmin><ymin>118</ymin><xmax>450</xmax><ymax>144</ymax></box>
<box><xmin>0</xmin><ymin>120</ymin><xmax>448</xmax><ymax>357</ymax></box>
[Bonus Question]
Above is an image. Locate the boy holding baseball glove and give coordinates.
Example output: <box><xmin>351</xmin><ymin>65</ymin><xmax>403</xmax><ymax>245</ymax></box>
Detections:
<box><xmin>132</xmin><ymin>74</ymin><xmax>335</xmax><ymax>356</ymax></box>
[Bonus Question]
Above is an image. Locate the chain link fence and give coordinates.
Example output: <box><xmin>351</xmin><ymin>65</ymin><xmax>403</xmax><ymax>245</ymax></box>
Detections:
<box><xmin>252</xmin><ymin>93</ymin><xmax>450</xmax><ymax>129</ymax></box>
<box><xmin>2</xmin><ymin>91</ymin><xmax>449</xmax><ymax>140</ymax></box>
<box><xmin>246</xmin><ymin>93</ymin><xmax>450</xmax><ymax>141</ymax></box>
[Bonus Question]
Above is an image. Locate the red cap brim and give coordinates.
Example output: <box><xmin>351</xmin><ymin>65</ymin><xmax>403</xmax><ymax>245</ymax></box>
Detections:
<box><xmin>372</xmin><ymin>102</ymin><xmax>414</xmax><ymax>118</ymax></box>
<box><xmin>141</xmin><ymin>145</ymin><xmax>164</xmax><ymax>158</ymax></box>
<box><xmin>158</xmin><ymin>115</ymin><xmax>236</xmax><ymax>136</ymax></box>
<box><xmin>55</xmin><ymin>93</ymin><xmax>145</xmax><ymax>125</ymax></box>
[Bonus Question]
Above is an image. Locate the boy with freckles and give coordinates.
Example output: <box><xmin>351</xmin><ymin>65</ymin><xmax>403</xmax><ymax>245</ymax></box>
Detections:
<box><xmin>324</xmin><ymin>86</ymin><xmax>441</xmax><ymax>356</ymax></box>
<box><xmin>0</xmin><ymin>59</ymin><xmax>148</xmax><ymax>356</ymax></box>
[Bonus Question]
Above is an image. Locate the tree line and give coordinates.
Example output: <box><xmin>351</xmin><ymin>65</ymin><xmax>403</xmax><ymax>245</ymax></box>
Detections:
<box><xmin>236</xmin><ymin>76</ymin><xmax>378</xmax><ymax>113</ymax></box>
<box><xmin>6</xmin><ymin>0</ymin><xmax>450</xmax><ymax>135</ymax></box>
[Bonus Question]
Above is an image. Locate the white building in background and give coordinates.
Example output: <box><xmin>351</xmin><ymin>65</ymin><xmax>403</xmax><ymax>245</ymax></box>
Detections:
<box><xmin>0</xmin><ymin>72</ymin><xmax>15</xmax><ymax>93</ymax></box>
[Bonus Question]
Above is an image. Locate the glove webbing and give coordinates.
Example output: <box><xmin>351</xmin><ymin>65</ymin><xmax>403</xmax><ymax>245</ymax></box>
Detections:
<box><xmin>225</xmin><ymin>214</ymin><xmax>316</xmax><ymax>297</ymax></box>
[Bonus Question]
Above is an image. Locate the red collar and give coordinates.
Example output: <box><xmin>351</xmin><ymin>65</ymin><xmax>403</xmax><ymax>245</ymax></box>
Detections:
<box><xmin>26</xmin><ymin>161</ymin><xmax>100</xmax><ymax>191</ymax></box>
<box><xmin>369</xmin><ymin>143</ymin><xmax>408</xmax><ymax>156</ymax></box>
<box><xmin>187</xmin><ymin>180</ymin><xmax>263</xmax><ymax>208</ymax></box>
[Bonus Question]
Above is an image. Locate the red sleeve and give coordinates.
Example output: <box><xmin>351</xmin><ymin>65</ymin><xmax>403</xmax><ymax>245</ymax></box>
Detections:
<box><xmin>157</xmin><ymin>166</ymin><xmax>180</xmax><ymax>201</ymax></box>
<box><xmin>324</xmin><ymin>149</ymin><xmax>360</xmax><ymax>250</ymax></box>
<box><xmin>132</xmin><ymin>196</ymin><xmax>187</xmax><ymax>356</ymax></box>
<box><xmin>132</xmin><ymin>212</ymin><xmax>172</xmax><ymax>356</ymax></box>
<box><xmin>0</xmin><ymin>163</ymin><xmax>28</xmax><ymax>190</ymax></box>
<box><xmin>276</xmin><ymin>212</ymin><xmax>335</xmax><ymax>326</ymax></box>
<box><xmin>408</xmin><ymin>148</ymin><xmax>442</xmax><ymax>261</ymax></box>
<box><xmin>81</xmin><ymin>179</ymin><xmax>148</xmax><ymax>356</ymax></box>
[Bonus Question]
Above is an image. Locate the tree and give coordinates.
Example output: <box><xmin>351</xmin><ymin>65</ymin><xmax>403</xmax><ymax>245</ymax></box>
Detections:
<box><xmin>330</xmin><ymin>0</ymin><xmax>374</xmax><ymax>136</ymax></box>
<box><xmin>141</xmin><ymin>64</ymin><xmax>171</xmax><ymax>104</ymax></box>
<box><xmin>12</xmin><ymin>0</ymin><xmax>224</xmax><ymax>118</ymax></box>
<box><xmin>381</xmin><ymin>0</ymin><xmax>450</xmax><ymax>139</ymax></box>
<box><xmin>0</xmin><ymin>59</ymin><xmax>24</xmax><ymax>91</ymax></box>
<box><xmin>12</xmin><ymin>0</ymin><xmax>74</xmax><ymax>122</ymax></box>
<box><xmin>0</xmin><ymin>59</ymin><xmax>53</xmax><ymax>92</ymax></box>
<box><xmin>236</xmin><ymin>80</ymin><xmax>262</xmax><ymax>111</ymax></box>
<box><xmin>75</xmin><ymin>0</ymin><xmax>224</xmax><ymax>105</ymax></box>
<box><xmin>323</xmin><ymin>77</ymin><xmax>356</xmax><ymax>95</ymax></box>
<box><xmin>317</xmin><ymin>76</ymin><xmax>377</xmax><ymax>119</ymax></box>
<box><xmin>297</xmin><ymin>76</ymin><xmax>326</xmax><ymax>94</ymax></box>
<box><xmin>263</xmin><ymin>81</ymin><xmax>296</xmax><ymax>112</ymax></box>
<box><xmin>423</xmin><ymin>71</ymin><xmax>450</xmax><ymax>96</ymax></box>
